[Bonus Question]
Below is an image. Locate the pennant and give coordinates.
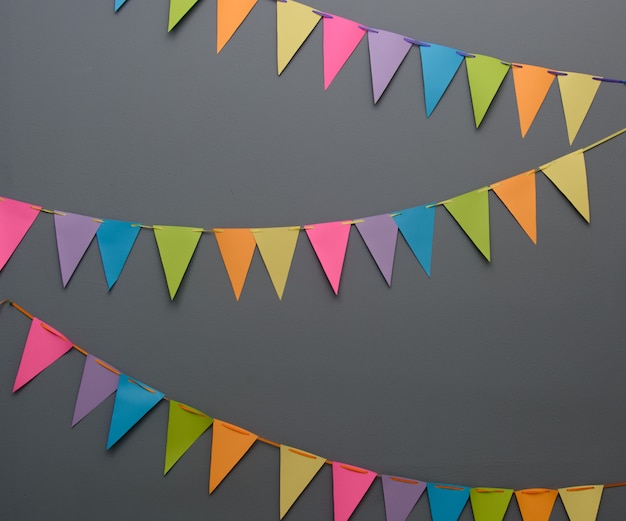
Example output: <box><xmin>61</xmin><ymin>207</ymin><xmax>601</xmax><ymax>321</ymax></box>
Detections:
<box><xmin>558</xmin><ymin>485</ymin><xmax>603</xmax><ymax>521</ymax></box>
<box><xmin>465</xmin><ymin>54</ymin><xmax>510</xmax><ymax>127</ymax></box>
<box><xmin>511</xmin><ymin>64</ymin><xmax>555</xmax><ymax>138</ymax></box>
<box><xmin>367</xmin><ymin>29</ymin><xmax>412</xmax><ymax>103</ymax></box>
<box><xmin>557</xmin><ymin>72</ymin><xmax>601</xmax><ymax>145</ymax></box>
<box><xmin>0</xmin><ymin>197</ymin><xmax>41</xmax><ymax>271</ymax></box>
<box><xmin>96</xmin><ymin>220</ymin><xmax>141</xmax><ymax>290</ymax></box>
<box><xmin>420</xmin><ymin>43</ymin><xmax>465</xmax><ymax>117</ymax></box>
<box><xmin>470</xmin><ymin>488</ymin><xmax>514</xmax><ymax>521</ymax></box>
<box><xmin>168</xmin><ymin>0</ymin><xmax>200</xmax><ymax>32</ymax></box>
<box><xmin>216</xmin><ymin>0</ymin><xmax>258</xmax><ymax>53</ymax></box>
<box><xmin>72</xmin><ymin>355</ymin><xmax>120</xmax><ymax>427</ymax></box>
<box><xmin>252</xmin><ymin>226</ymin><xmax>299</xmax><ymax>299</ymax></box>
<box><xmin>443</xmin><ymin>188</ymin><xmax>491</xmax><ymax>261</ymax></box>
<box><xmin>515</xmin><ymin>488</ymin><xmax>558</xmax><ymax>521</ymax></box>
<box><xmin>107</xmin><ymin>374</ymin><xmax>164</xmax><ymax>449</ymax></box>
<box><xmin>114</xmin><ymin>0</ymin><xmax>127</xmax><ymax>12</ymax></box>
<box><xmin>392</xmin><ymin>204</ymin><xmax>436</xmax><ymax>276</ymax></box>
<box><xmin>381</xmin><ymin>475</ymin><xmax>427</xmax><ymax>521</ymax></box>
<box><xmin>491</xmin><ymin>171</ymin><xmax>537</xmax><ymax>244</ymax></box>
<box><xmin>323</xmin><ymin>15</ymin><xmax>366</xmax><ymax>90</ymax></box>
<box><xmin>277</xmin><ymin>0</ymin><xmax>321</xmax><ymax>75</ymax></box>
<box><xmin>153</xmin><ymin>225</ymin><xmax>203</xmax><ymax>299</ymax></box>
<box><xmin>209</xmin><ymin>420</ymin><xmax>258</xmax><ymax>493</ymax></box>
<box><xmin>280</xmin><ymin>445</ymin><xmax>326</xmax><ymax>519</ymax></box>
<box><xmin>304</xmin><ymin>221</ymin><xmax>351</xmax><ymax>294</ymax></box>
<box><xmin>214</xmin><ymin>228</ymin><xmax>257</xmax><ymax>300</ymax></box>
<box><xmin>54</xmin><ymin>211</ymin><xmax>102</xmax><ymax>287</ymax></box>
<box><xmin>427</xmin><ymin>483</ymin><xmax>470</xmax><ymax>521</ymax></box>
<box><xmin>540</xmin><ymin>150</ymin><xmax>589</xmax><ymax>222</ymax></box>
<box><xmin>165</xmin><ymin>401</ymin><xmax>213</xmax><ymax>475</ymax></box>
<box><xmin>13</xmin><ymin>318</ymin><xmax>73</xmax><ymax>392</ymax></box>
<box><xmin>332</xmin><ymin>462</ymin><xmax>377</xmax><ymax>521</ymax></box>
<box><xmin>355</xmin><ymin>214</ymin><xmax>398</xmax><ymax>286</ymax></box>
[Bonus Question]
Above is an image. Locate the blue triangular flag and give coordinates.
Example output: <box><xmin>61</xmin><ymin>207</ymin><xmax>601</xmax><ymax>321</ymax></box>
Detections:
<box><xmin>392</xmin><ymin>204</ymin><xmax>436</xmax><ymax>276</ymax></box>
<box><xmin>114</xmin><ymin>0</ymin><xmax>128</xmax><ymax>12</ymax></box>
<box><xmin>427</xmin><ymin>483</ymin><xmax>470</xmax><ymax>521</ymax></box>
<box><xmin>96</xmin><ymin>220</ymin><xmax>141</xmax><ymax>290</ymax></box>
<box><xmin>420</xmin><ymin>43</ymin><xmax>465</xmax><ymax>117</ymax></box>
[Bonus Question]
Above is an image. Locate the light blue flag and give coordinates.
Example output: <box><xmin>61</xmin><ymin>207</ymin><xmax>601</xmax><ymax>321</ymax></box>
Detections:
<box><xmin>427</xmin><ymin>483</ymin><xmax>470</xmax><ymax>521</ymax></box>
<box><xmin>420</xmin><ymin>43</ymin><xmax>465</xmax><ymax>117</ymax></box>
<box><xmin>392</xmin><ymin>204</ymin><xmax>436</xmax><ymax>276</ymax></box>
<box><xmin>114</xmin><ymin>0</ymin><xmax>128</xmax><ymax>12</ymax></box>
<box><xmin>96</xmin><ymin>220</ymin><xmax>141</xmax><ymax>290</ymax></box>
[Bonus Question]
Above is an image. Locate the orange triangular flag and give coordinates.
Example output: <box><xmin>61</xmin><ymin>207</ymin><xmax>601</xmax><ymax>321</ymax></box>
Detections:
<box><xmin>217</xmin><ymin>0</ymin><xmax>258</xmax><ymax>53</ymax></box>
<box><xmin>214</xmin><ymin>228</ymin><xmax>257</xmax><ymax>300</ymax></box>
<box><xmin>540</xmin><ymin>150</ymin><xmax>590</xmax><ymax>222</ymax></box>
<box><xmin>511</xmin><ymin>64</ymin><xmax>555</xmax><ymax>138</ymax></box>
<box><xmin>515</xmin><ymin>489</ymin><xmax>558</xmax><ymax>521</ymax></box>
<box><xmin>209</xmin><ymin>420</ymin><xmax>258</xmax><ymax>493</ymax></box>
<box><xmin>491</xmin><ymin>171</ymin><xmax>537</xmax><ymax>244</ymax></box>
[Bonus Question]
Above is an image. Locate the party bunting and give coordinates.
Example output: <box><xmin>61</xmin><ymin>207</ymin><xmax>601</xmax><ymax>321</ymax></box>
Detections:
<box><xmin>72</xmin><ymin>355</ymin><xmax>120</xmax><ymax>427</ymax></box>
<box><xmin>323</xmin><ymin>15</ymin><xmax>366</xmax><ymax>90</ymax></box>
<box><xmin>217</xmin><ymin>0</ymin><xmax>258</xmax><ymax>53</ymax></box>
<box><xmin>392</xmin><ymin>204</ymin><xmax>436</xmax><ymax>276</ymax></box>
<box><xmin>276</xmin><ymin>0</ymin><xmax>321</xmax><ymax>75</ymax></box>
<box><xmin>305</xmin><ymin>221</ymin><xmax>351</xmax><ymax>294</ymax></box>
<box><xmin>367</xmin><ymin>29</ymin><xmax>412</xmax><ymax>104</ymax></box>
<box><xmin>558</xmin><ymin>485</ymin><xmax>604</xmax><ymax>521</ymax></box>
<box><xmin>514</xmin><ymin>488</ymin><xmax>558</xmax><ymax>521</ymax></box>
<box><xmin>557</xmin><ymin>72</ymin><xmax>601</xmax><ymax>145</ymax></box>
<box><xmin>209</xmin><ymin>420</ymin><xmax>258</xmax><ymax>493</ymax></box>
<box><xmin>96</xmin><ymin>220</ymin><xmax>141</xmax><ymax>290</ymax></box>
<box><xmin>465</xmin><ymin>54</ymin><xmax>511</xmax><ymax>128</ymax></box>
<box><xmin>252</xmin><ymin>226</ymin><xmax>300</xmax><ymax>300</ymax></box>
<box><xmin>470</xmin><ymin>488</ymin><xmax>514</xmax><ymax>521</ymax></box>
<box><xmin>381</xmin><ymin>476</ymin><xmax>427</xmax><ymax>521</ymax></box>
<box><xmin>427</xmin><ymin>483</ymin><xmax>471</xmax><ymax>521</ymax></box>
<box><xmin>511</xmin><ymin>64</ymin><xmax>555</xmax><ymax>138</ymax></box>
<box><xmin>491</xmin><ymin>171</ymin><xmax>537</xmax><ymax>244</ymax></box>
<box><xmin>214</xmin><ymin>228</ymin><xmax>257</xmax><ymax>300</ymax></box>
<box><xmin>540</xmin><ymin>150</ymin><xmax>590</xmax><ymax>222</ymax></box>
<box><xmin>332</xmin><ymin>462</ymin><xmax>377</xmax><ymax>521</ymax></box>
<box><xmin>279</xmin><ymin>445</ymin><xmax>326</xmax><ymax>519</ymax></box>
<box><xmin>168</xmin><ymin>0</ymin><xmax>200</xmax><ymax>32</ymax></box>
<box><xmin>0</xmin><ymin>197</ymin><xmax>41</xmax><ymax>271</ymax></box>
<box><xmin>355</xmin><ymin>214</ymin><xmax>398</xmax><ymax>286</ymax></box>
<box><xmin>420</xmin><ymin>43</ymin><xmax>465</xmax><ymax>118</ymax></box>
<box><xmin>444</xmin><ymin>188</ymin><xmax>491</xmax><ymax>261</ymax></box>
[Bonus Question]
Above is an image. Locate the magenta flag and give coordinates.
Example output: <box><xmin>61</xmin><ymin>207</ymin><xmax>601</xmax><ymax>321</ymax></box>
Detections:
<box><xmin>305</xmin><ymin>221</ymin><xmax>351</xmax><ymax>294</ymax></box>
<box><xmin>332</xmin><ymin>462</ymin><xmax>377</xmax><ymax>521</ymax></box>
<box><xmin>323</xmin><ymin>15</ymin><xmax>365</xmax><ymax>90</ymax></box>
<box><xmin>0</xmin><ymin>197</ymin><xmax>41</xmax><ymax>271</ymax></box>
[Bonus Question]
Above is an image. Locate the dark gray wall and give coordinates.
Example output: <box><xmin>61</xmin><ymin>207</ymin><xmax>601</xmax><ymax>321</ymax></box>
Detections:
<box><xmin>1</xmin><ymin>0</ymin><xmax>625</xmax><ymax>520</ymax></box>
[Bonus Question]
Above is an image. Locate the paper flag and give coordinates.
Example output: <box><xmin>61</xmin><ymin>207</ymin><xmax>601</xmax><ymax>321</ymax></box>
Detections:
<box><xmin>153</xmin><ymin>225</ymin><xmax>203</xmax><ymax>299</ymax></box>
<box><xmin>209</xmin><ymin>420</ymin><xmax>258</xmax><ymax>493</ymax></box>
<box><xmin>0</xmin><ymin>197</ymin><xmax>41</xmax><ymax>271</ymax></box>
<box><xmin>72</xmin><ymin>355</ymin><xmax>120</xmax><ymax>427</ymax></box>
<box><xmin>515</xmin><ymin>488</ymin><xmax>558</xmax><ymax>521</ymax></box>
<box><xmin>427</xmin><ymin>483</ymin><xmax>471</xmax><ymax>521</ymax></box>
<box><xmin>558</xmin><ymin>485</ymin><xmax>603</xmax><ymax>521</ymax></box>
<box><xmin>323</xmin><ymin>15</ymin><xmax>366</xmax><ymax>90</ymax></box>
<box><xmin>280</xmin><ymin>445</ymin><xmax>326</xmax><ymax>519</ymax></box>
<box><xmin>114</xmin><ymin>0</ymin><xmax>127</xmax><ymax>12</ymax></box>
<box><xmin>168</xmin><ymin>0</ymin><xmax>199</xmax><ymax>32</ymax></box>
<box><xmin>277</xmin><ymin>0</ymin><xmax>321</xmax><ymax>75</ymax></box>
<box><xmin>252</xmin><ymin>226</ymin><xmax>299</xmax><ymax>299</ymax></box>
<box><xmin>165</xmin><ymin>401</ymin><xmax>213</xmax><ymax>475</ymax></box>
<box><xmin>96</xmin><ymin>220</ymin><xmax>141</xmax><ymax>290</ymax></box>
<box><xmin>540</xmin><ymin>150</ymin><xmax>589</xmax><ymax>222</ymax></box>
<box><xmin>304</xmin><ymin>221</ymin><xmax>351</xmax><ymax>294</ymax></box>
<box><xmin>465</xmin><ymin>54</ymin><xmax>510</xmax><ymax>127</ymax></box>
<box><xmin>491</xmin><ymin>171</ymin><xmax>537</xmax><ymax>244</ymax></box>
<box><xmin>444</xmin><ymin>188</ymin><xmax>491</xmax><ymax>261</ymax></box>
<box><xmin>216</xmin><ymin>0</ymin><xmax>258</xmax><ymax>53</ymax></box>
<box><xmin>470</xmin><ymin>488</ymin><xmax>514</xmax><ymax>521</ymax></box>
<box><xmin>214</xmin><ymin>228</ymin><xmax>257</xmax><ymax>300</ymax></box>
<box><xmin>420</xmin><ymin>43</ymin><xmax>465</xmax><ymax>117</ymax></box>
<box><xmin>392</xmin><ymin>204</ymin><xmax>436</xmax><ymax>276</ymax></box>
<box><xmin>557</xmin><ymin>72</ymin><xmax>601</xmax><ymax>145</ymax></box>
<box><xmin>54</xmin><ymin>211</ymin><xmax>102</xmax><ymax>287</ymax></box>
<box><xmin>13</xmin><ymin>318</ymin><xmax>73</xmax><ymax>392</ymax></box>
<box><xmin>511</xmin><ymin>64</ymin><xmax>555</xmax><ymax>138</ymax></box>
<box><xmin>355</xmin><ymin>214</ymin><xmax>398</xmax><ymax>286</ymax></box>
<box><xmin>367</xmin><ymin>29</ymin><xmax>412</xmax><ymax>103</ymax></box>
<box><xmin>332</xmin><ymin>462</ymin><xmax>377</xmax><ymax>521</ymax></box>
<box><xmin>381</xmin><ymin>475</ymin><xmax>427</xmax><ymax>521</ymax></box>
<box><xmin>107</xmin><ymin>374</ymin><xmax>164</xmax><ymax>449</ymax></box>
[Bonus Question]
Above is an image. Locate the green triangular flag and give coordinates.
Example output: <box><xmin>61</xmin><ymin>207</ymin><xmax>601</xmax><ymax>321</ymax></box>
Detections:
<box><xmin>168</xmin><ymin>0</ymin><xmax>200</xmax><ymax>31</ymax></box>
<box><xmin>165</xmin><ymin>401</ymin><xmax>213</xmax><ymax>474</ymax></box>
<box><xmin>470</xmin><ymin>488</ymin><xmax>514</xmax><ymax>521</ymax></box>
<box><xmin>466</xmin><ymin>54</ymin><xmax>510</xmax><ymax>127</ymax></box>
<box><xmin>443</xmin><ymin>188</ymin><xmax>491</xmax><ymax>261</ymax></box>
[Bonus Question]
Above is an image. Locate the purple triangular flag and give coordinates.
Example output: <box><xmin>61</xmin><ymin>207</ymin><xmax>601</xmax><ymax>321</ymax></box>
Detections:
<box><xmin>72</xmin><ymin>355</ymin><xmax>120</xmax><ymax>427</ymax></box>
<box><xmin>355</xmin><ymin>214</ymin><xmax>398</xmax><ymax>286</ymax></box>
<box><xmin>367</xmin><ymin>29</ymin><xmax>412</xmax><ymax>103</ymax></box>
<box><xmin>54</xmin><ymin>211</ymin><xmax>101</xmax><ymax>287</ymax></box>
<box><xmin>382</xmin><ymin>476</ymin><xmax>427</xmax><ymax>521</ymax></box>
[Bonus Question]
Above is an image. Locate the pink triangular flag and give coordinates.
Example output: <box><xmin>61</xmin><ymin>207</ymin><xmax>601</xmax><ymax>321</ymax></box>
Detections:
<box><xmin>72</xmin><ymin>355</ymin><xmax>120</xmax><ymax>426</ymax></box>
<box><xmin>367</xmin><ymin>29</ymin><xmax>412</xmax><ymax>103</ymax></box>
<box><xmin>305</xmin><ymin>221</ymin><xmax>351</xmax><ymax>294</ymax></box>
<box><xmin>323</xmin><ymin>15</ymin><xmax>365</xmax><ymax>90</ymax></box>
<box><xmin>332</xmin><ymin>462</ymin><xmax>377</xmax><ymax>521</ymax></box>
<box><xmin>0</xmin><ymin>197</ymin><xmax>42</xmax><ymax>271</ymax></box>
<box><xmin>355</xmin><ymin>214</ymin><xmax>398</xmax><ymax>286</ymax></box>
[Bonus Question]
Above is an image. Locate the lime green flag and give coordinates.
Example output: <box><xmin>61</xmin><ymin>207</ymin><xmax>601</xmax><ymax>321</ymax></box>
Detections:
<box><xmin>252</xmin><ymin>226</ymin><xmax>300</xmax><ymax>299</ymax></box>
<box><xmin>443</xmin><ymin>188</ymin><xmax>491</xmax><ymax>261</ymax></box>
<box><xmin>168</xmin><ymin>0</ymin><xmax>200</xmax><ymax>31</ymax></box>
<box><xmin>540</xmin><ymin>150</ymin><xmax>590</xmax><ymax>222</ymax></box>
<box><xmin>470</xmin><ymin>488</ymin><xmax>514</xmax><ymax>521</ymax></box>
<box><xmin>466</xmin><ymin>54</ymin><xmax>510</xmax><ymax>127</ymax></box>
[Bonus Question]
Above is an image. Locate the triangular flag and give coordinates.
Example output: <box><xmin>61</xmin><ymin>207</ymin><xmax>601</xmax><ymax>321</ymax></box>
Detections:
<box><xmin>427</xmin><ymin>483</ymin><xmax>470</xmax><ymax>521</ymax></box>
<box><xmin>107</xmin><ymin>374</ymin><xmax>164</xmax><ymax>449</ymax></box>
<box><xmin>332</xmin><ymin>462</ymin><xmax>377</xmax><ymax>521</ymax></box>
<box><xmin>280</xmin><ymin>445</ymin><xmax>326</xmax><ymax>519</ymax></box>
<box><xmin>392</xmin><ymin>204</ymin><xmax>436</xmax><ymax>276</ymax></box>
<box><xmin>443</xmin><ymin>188</ymin><xmax>491</xmax><ymax>261</ymax></box>
<box><xmin>96</xmin><ymin>220</ymin><xmax>141</xmax><ymax>290</ymax></box>
<box><xmin>355</xmin><ymin>214</ymin><xmax>398</xmax><ymax>286</ymax></box>
<box><xmin>209</xmin><ymin>420</ymin><xmax>258</xmax><ymax>493</ymax></box>
<box><xmin>419</xmin><ymin>43</ymin><xmax>465</xmax><ymax>117</ymax></box>
<box><xmin>540</xmin><ymin>150</ymin><xmax>590</xmax><ymax>222</ymax></box>
<box><xmin>465</xmin><ymin>54</ymin><xmax>510</xmax><ymax>127</ymax></box>
<box><xmin>13</xmin><ymin>318</ymin><xmax>73</xmax><ymax>392</ymax></box>
<box><xmin>165</xmin><ymin>401</ymin><xmax>213</xmax><ymax>475</ymax></box>
<box><xmin>168</xmin><ymin>0</ymin><xmax>200</xmax><ymax>31</ymax></box>
<box><xmin>323</xmin><ymin>15</ymin><xmax>366</xmax><ymax>90</ymax></box>
<box><xmin>153</xmin><ymin>225</ymin><xmax>203</xmax><ymax>299</ymax></box>
<box><xmin>558</xmin><ymin>485</ymin><xmax>603</xmax><ymax>521</ymax></box>
<box><xmin>216</xmin><ymin>0</ymin><xmax>258</xmax><ymax>53</ymax></box>
<box><xmin>252</xmin><ymin>226</ymin><xmax>299</xmax><ymax>299</ymax></box>
<box><xmin>114</xmin><ymin>0</ymin><xmax>127</xmax><ymax>12</ymax></box>
<box><xmin>470</xmin><ymin>488</ymin><xmax>514</xmax><ymax>521</ymax></box>
<box><xmin>515</xmin><ymin>488</ymin><xmax>558</xmax><ymax>521</ymax></box>
<box><xmin>367</xmin><ymin>29</ymin><xmax>412</xmax><ymax>103</ymax></box>
<box><xmin>491</xmin><ymin>171</ymin><xmax>537</xmax><ymax>244</ymax></box>
<box><xmin>381</xmin><ymin>475</ymin><xmax>427</xmax><ymax>521</ymax></box>
<box><xmin>214</xmin><ymin>228</ymin><xmax>257</xmax><ymax>300</ymax></box>
<box><xmin>54</xmin><ymin>211</ymin><xmax>102</xmax><ymax>287</ymax></box>
<box><xmin>511</xmin><ymin>64</ymin><xmax>555</xmax><ymax>138</ymax></box>
<box><xmin>304</xmin><ymin>221</ymin><xmax>351</xmax><ymax>294</ymax></box>
<box><xmin>0</xmin><ymin>197</ymin><xmax>41</xmax><ymax>271</ymax></box>
<box><xmin>557</xmin><ymin>72</ymin><xmax>601</xmax><ymax>145</ymax></box>
<box><xmin>277</xmin><ymin>0</ymin><xmax>321</xmax><ymax>75</ymax></box>
<box><xmin>72</xmin><ymin>355</ymin><xmax>120</xmax><ymax>427</ymax></box>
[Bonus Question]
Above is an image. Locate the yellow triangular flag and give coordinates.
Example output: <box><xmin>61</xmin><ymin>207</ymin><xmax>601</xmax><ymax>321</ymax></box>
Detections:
<box><xmin>252</xmin><ymin>227</ymin><xmax>300</xmax><ymax>299</ymax></box>
<box><xmin>280</xmin><ymin>445</ymin><xmax>326</xmax><ymax>518</ymax></box>
<box><xmin>217</xmin><ymin>0</ymin><xmax>258</xmax><ymax>53</ymax></box>
<box><xmin>277</xmin><ymin>0</ymin><xmax>321</xmax><ymax>75</ymax></box>
<box><xmin>168</xmin><ymin>0</ymin><xmax>199</xmax><ymax>31</ymax></box>
<box><xmin>540</xmin><ymin>150</ymin><xmax>590</xmax><ymax>222</ymax></box>
<box><xmin>558</xmin><ymin>485</ymin><xmax>603</xmax><ymax>521</ymax></box>
<box><xmin>443</xmin><ymin>188</ymin><xmax>491</xmax><ymax>261</ymax></box>
<box><xmin>557</xmin><ymin>72</ymin><xmax>601</xmax><ymax>145</ymax></box>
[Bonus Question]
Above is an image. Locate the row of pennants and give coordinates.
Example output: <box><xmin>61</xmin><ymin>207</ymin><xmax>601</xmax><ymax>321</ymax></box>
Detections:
<box><xmin>1</xmin><ymin>130</ymin><xmax>624</xmax><ymax>299</ymax></box>
<box><xmin>113</xmin><ymin>0</ymin><xmax>626</xmax><ymax>145</ymax></box>
<box><xmin>7</xmin><ymin>300</ymin><xmax>623</xmax><ymax>521</ymax></box>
